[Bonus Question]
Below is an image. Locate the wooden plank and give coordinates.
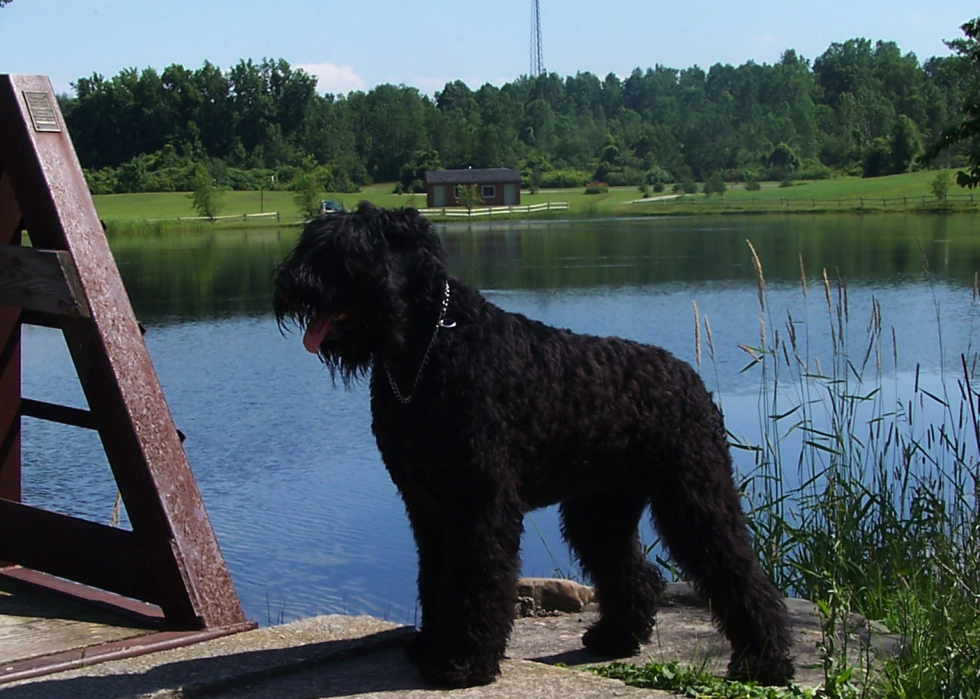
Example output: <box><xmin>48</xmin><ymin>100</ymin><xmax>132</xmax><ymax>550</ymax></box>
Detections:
<box><xmin>0</xmin><ymin>499</ymin><xmax>188</xmax><ymax>608</ymax></box>
<box><xmin>0</xmin><ymin>245</ymin><xmax>90</xmax><ymax>317</ymax></box>
<box><xmin>0</xmin><ymin>575</ymin><xmax>153</xmax><ymax>665</ymax></box>
<box><xmin>20</xmin><ymin>398</ymin><xmax>97</xmax><ymax>430</ymax></box>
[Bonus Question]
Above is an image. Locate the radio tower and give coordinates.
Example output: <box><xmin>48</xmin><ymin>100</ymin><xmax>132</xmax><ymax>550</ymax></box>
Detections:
<box><xmin>531</xmin><ymin>0</ymin><xmax>545</xmax><ymax>76</ymax></box>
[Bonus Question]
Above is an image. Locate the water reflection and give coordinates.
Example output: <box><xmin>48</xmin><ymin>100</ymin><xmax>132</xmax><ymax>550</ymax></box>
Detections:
<box><xmin>19</xmin><ymin>214</ymin><xmax>980</xmax><ymax>625</ymax></box>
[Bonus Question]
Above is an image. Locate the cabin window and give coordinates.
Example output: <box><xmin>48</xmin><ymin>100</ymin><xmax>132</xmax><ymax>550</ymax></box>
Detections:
<box><xmin>482</xmin><ymin>185</ymin><xmax>496</xmax><ymax>198</ymax></box>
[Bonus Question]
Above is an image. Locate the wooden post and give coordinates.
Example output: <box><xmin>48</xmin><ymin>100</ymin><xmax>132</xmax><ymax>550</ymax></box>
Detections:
<box><xmin>0</xmin><ymin>172</ymin><xmax>21</xmax><ymax>508</ymax></box>
<box><xmin>0</xmin><ymin>74</ymin><xmax>250</xmax><ymax>633</ymax></box>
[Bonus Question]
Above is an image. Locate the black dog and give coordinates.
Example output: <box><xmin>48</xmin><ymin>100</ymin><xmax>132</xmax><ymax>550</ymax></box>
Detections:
<box><xmin>273</xmin><ymin>203</ymin><xmax>794</xmax><ymax>688</ymax></box>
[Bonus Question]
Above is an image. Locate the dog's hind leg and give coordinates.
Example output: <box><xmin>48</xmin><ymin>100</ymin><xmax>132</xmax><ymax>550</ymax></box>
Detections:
<box><xmin>646</xmin><ymin>445</ymin><xmax>794</xmax><ymax>684</ymax></box>
<box><xmin>560</xmin><ymin>490</ymin><xmax>664</xmax><ymax>656</ymax></box>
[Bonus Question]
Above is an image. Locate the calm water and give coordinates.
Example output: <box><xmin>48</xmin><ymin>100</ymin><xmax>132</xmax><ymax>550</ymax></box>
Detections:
<box><xmin>19</xmin><ymin>214</ymin><xmax>980</xmax><ymax>625</ymax></box>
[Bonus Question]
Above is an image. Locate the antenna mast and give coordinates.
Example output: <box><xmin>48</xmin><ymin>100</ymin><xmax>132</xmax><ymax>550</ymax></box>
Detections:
<box><xmin>531</xmin><ymin>0</ymin><xmax>545</xmax><ymax>76</ymax></box>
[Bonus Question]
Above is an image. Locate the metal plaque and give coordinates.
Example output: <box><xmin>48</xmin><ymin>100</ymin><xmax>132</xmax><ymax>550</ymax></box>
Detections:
<box><xmin>23</xmin><ymin>91</ymin><xmax>61</xmax><ymax>132</ymax></box>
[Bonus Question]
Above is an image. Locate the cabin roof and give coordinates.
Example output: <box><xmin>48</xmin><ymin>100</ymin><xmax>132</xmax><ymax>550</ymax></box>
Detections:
<box><xmin>425</xmin><ymin>168</ymin><xmax>521</xmax><ymax>185</ymax></box>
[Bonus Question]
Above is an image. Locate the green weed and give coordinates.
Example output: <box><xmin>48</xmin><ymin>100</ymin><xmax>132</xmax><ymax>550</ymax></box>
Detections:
<box><xmin>589</xmin><ymin>661</ymin><xmax>821</xmax><ymax>698</ymax></box>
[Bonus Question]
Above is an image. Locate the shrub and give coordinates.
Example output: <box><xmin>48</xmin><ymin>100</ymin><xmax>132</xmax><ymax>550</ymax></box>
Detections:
<box><xmin>931</xmin><ymin>170</ymin><xmax>954</xmax><ymax>200</ymax></box>
<box><xmin>584</xmin><ymin>181</ymin><xmax>609</xmax><ymax>195</ymax></box>
<box><xmin>653</xmin><ymin>182</ymin><xmax>665</xmax><ymax>193</ymax></box>
<box><xmin>745</xmin><ymin>179</ymin><xmax>762</xmax><ymax>191</ymax></box>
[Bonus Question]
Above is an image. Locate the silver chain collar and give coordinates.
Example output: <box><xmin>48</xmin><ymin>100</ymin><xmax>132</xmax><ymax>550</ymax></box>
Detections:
<box><xmin>383</xmin><ymin>281</ymin><xmax>455</xmax><ymax>404</ymax></box>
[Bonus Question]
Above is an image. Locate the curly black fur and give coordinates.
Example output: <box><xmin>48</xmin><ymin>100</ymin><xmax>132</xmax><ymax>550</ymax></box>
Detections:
<box><xmin>273</xmin><ymin>203</ymin><xmax>795</xmax><ymax>688</ymax></box>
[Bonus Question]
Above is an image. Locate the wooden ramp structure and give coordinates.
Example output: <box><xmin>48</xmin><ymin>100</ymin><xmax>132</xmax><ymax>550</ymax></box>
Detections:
<box><xmin>0</xmin><ymin>74</ymin><xmax>254</xmax><ymax>683</ymax></box>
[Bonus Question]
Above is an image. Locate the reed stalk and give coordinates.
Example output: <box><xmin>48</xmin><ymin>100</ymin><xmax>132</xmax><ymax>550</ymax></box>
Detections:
<box><xmin>728</xmin><ymin>242</ymin><xmax>980</xmax><ymax>697</ymax></box>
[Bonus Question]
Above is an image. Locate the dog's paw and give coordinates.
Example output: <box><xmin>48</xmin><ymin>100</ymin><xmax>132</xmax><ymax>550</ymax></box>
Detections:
<box><xmin>581</xmin><ymin>621</ymin><xmax>644</xmax><ymax>657</ymax></box>
<box><xmin>727</xmin><ymin>652</ymin><xmax>795</xmax><ymax>686</ymax></box>
<box><xmin>419</xmin><ymin>656</ymin><xmax>501</xmax><ymax>688</ymax></box>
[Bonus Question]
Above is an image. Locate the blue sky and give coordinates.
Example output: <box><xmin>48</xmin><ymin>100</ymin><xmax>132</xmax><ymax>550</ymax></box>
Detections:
<box><xmin>2</xmin><ymin>1</ymin><xmax>977</xmax><ymax>97</ymax></box>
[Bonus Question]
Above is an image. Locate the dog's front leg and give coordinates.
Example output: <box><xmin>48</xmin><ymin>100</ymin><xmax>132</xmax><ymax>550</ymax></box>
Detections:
<box><xmin>409</xmin><ymin>492</ymin><xmax>523</xmax><ymax>688</ymax></box>
<box><xmin>400</xmin><ymin>497</ymin><xmax>444</xmax><ymax>666</ymax></box>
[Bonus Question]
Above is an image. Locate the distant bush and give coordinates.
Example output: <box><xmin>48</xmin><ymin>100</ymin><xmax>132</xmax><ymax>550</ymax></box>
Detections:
<box><xmin>539</xmin><ymin>169</ymin><xmax>590</xmax><ymax>188</ymax></box>
<box><xmin>584</xmin><ymin>181</ymin><xmax>609</xmax><ymax>194</ymax></box>
<box><xmin>702</xmin><ymin>171</ymin><xmax>727</xmax><ymax>197</ymax></box>
<box><xmin>83</xmin><ymin>167</ymin><xmax>119</xmax><ymax>195</ymax></box>
<box><xmin>645</xmin><ymin>165</ymin><xmax>673</xmax><ymax>185</ymax></box>
<box><xmin>653</xmin><ymin>182</ymin><xmax>666</xmax><ymax>193</ymax></box>
<box><xmin>745</xmin><ymin>179</ymin><xmax>762</xmax><ymax>191</ymax></box>
<box><xmin>797</xmin><ymin>159</ymin><xmax>833</xmax><ymax>180</ymax></box>
<box><xmin>603</xmin><ymin>168</ymin><xmax>646</xmax><ymax>187</ymax></box>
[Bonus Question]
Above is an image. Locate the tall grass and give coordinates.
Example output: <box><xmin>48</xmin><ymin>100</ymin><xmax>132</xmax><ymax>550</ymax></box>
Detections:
<box><xmin>707</xmin><ymin>243</ymin><xmax>980</xmax><ymax>697</ymax></box>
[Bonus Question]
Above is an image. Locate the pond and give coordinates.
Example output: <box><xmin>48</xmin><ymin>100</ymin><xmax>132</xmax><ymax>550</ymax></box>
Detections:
<box><xmin>19</xmin><ymin>213</ymin><xmax>980</xmax><ymax>625</ymax></box>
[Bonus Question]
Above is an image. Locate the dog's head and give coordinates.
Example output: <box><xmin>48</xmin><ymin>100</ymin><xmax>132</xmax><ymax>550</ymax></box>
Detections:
<box><xmin>273</xmin><ymin>202</ymin><xmax>447</xmax><ymax>383</ymax></box>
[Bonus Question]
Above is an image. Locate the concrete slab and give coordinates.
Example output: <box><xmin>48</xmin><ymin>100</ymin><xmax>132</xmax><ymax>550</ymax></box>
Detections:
<box><xmin>2</xmin><ymin>584</ymin><xmax>900</xmax><ymax>699</ymax></box>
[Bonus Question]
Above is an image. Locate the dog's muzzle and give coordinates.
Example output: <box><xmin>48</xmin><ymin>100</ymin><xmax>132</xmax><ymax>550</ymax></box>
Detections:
<box><xmin>303</xmin><ymin>312</ymin><xmax>350</xmax><ymax>352</ymax></box>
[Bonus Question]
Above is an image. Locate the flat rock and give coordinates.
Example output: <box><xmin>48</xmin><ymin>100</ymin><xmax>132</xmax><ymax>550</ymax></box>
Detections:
<box><xmin>517</xmin><ymin>577</ymin><xmax>596</xmax><ymax>614</ymax></box>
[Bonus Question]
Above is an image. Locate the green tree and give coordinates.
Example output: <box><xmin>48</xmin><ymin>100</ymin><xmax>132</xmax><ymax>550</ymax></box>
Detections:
<box><xmin>924</xmin><ymin>18</ymin><xmax>980</xmax><ymax>187</ymax></box>
<box><xmin>455</xmin><ymin>184</ymin><xmax>484</xmax><ymax>210</ymax></box>
<box><xmin>767</xmin><ymin>143</ymin><xmax>801</xmax><ymax>176</ymax></box>
<box><xmin>889</xmin><ymin>114</ymin><xmax>922</xmax><ymax>173</ymax></box>
<box><xmin>189</xmin><ymin>165</ymin><xmax>224</xmax><ymax>218</ymax></box>
<box><xmin>398</xmin><ymin>149</ymin><xmax>441</xmax><ymax>193</ymax></box>
<box><xmin>520</xmin><ymin>98</ymin><xmax>557</xmax><ymax>150</ymax></box>
<box><xmin>228</xmin><ymin>59</ymin><xmax>276</xmax><ymax>153</ymax></box>
<box><xmin>354</xmin><ymin>84</ymin><xmax>432</xmax><ymax>181</ymax></box>
<box><xmin>862</xmin><ymin>137</ymin><xmax>893</xmax><ymax>177</ymax></box>
<box><xmin>291</xmin><ymin>164</ymin><xmax>322</xmax><ymax>218</ymax></box>
<box><xmin>472</xmin><ymin>84</ymin><xmax>520</xmax><ymax>168</ymax></box>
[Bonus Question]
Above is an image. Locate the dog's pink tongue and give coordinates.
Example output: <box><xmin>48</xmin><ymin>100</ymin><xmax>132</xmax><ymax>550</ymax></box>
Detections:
<box><xmin>303</xmin><ymin>319</ymin><xmax>330</xmax><ymax>353</ymax></box>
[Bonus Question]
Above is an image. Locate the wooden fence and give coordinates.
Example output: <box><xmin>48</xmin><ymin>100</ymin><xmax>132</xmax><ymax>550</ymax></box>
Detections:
<box><xmin>145</xmin><ymin>211</ymin><xmax>282</xmax><ymax>223</ymax></box>
<box><xmin>632</xmin><ymin>193</ymin><xmax>978</xmax><ymax>212</ymax></box>
<box><xmin>417</xmin><ymin>201</ymin><xmax>569</xmax><ymax>218</ymax></box>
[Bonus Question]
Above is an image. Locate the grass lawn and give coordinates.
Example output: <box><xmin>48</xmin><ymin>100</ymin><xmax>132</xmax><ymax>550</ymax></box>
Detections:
<box><xmin>92</xmin><ymin>170</ymin><xmax>978</xmax><ymax>231</ymax></box>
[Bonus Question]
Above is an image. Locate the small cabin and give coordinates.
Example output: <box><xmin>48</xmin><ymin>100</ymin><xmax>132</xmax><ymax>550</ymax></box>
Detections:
<box><xmin>425</xmin><ymin>168</ymin><xmax>522</xmax><ymax>208</ymax></box>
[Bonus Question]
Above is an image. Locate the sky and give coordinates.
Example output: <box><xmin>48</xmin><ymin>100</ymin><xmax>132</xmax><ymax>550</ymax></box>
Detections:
<box><xmin>1</xmin><ymin>1</ymin><xmax>978</xmax><ymax>98</ymax></box>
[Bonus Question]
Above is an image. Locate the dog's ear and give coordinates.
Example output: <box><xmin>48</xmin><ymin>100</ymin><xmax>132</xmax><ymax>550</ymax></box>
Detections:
<box><xmin>377</xmin><ymin>207</ymin><xmax>437</xmax><ymax>252</ymax></box>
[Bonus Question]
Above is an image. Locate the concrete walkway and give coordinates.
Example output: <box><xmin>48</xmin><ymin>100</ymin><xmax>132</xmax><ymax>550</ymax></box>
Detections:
<box><xmin>3</xmin><ymin>584</ymin><xmax>900</xmax><ymax>698</ymax></box>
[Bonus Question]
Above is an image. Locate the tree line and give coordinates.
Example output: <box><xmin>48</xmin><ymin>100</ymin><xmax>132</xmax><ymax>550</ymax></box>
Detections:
<box><xmin>58</xmin><ymin>27</ymin><xmax>980</xmax><ymax>197</ymax></box>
